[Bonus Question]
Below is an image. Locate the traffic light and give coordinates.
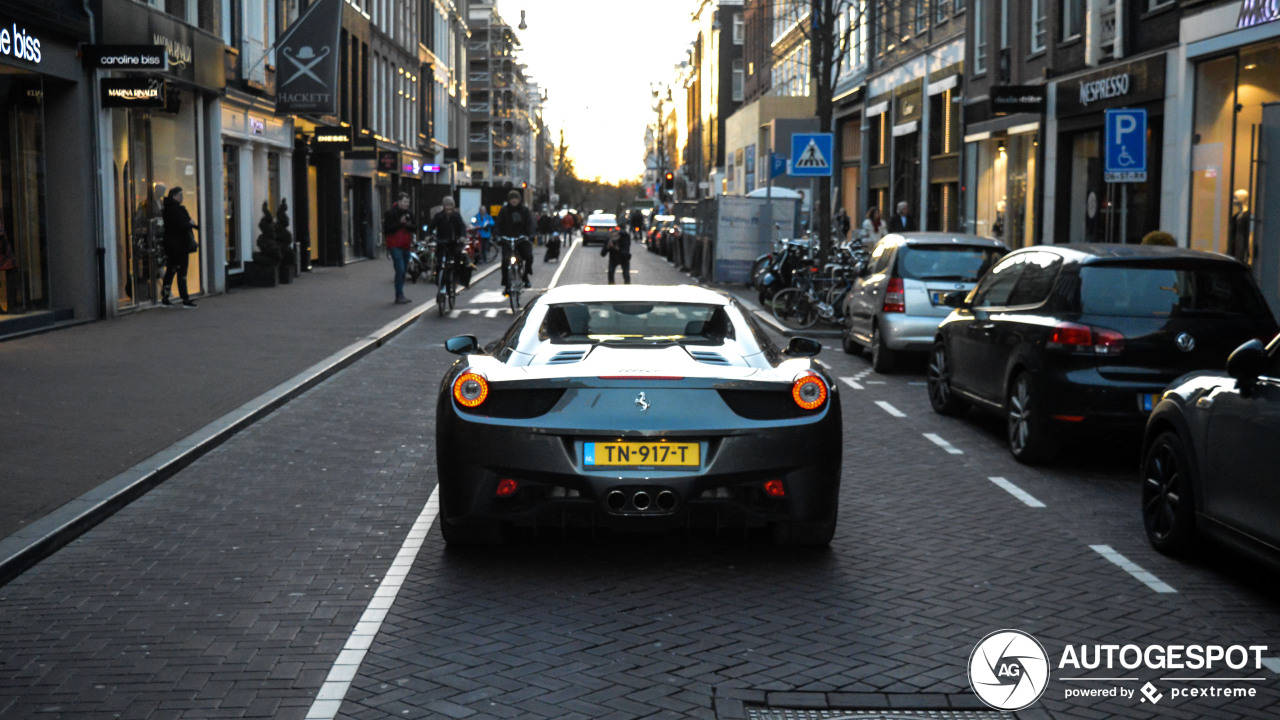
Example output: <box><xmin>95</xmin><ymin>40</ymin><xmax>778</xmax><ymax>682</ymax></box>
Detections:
<box><xmin>663</xmin><ymin>172</ymin><xmax>674</xmax><ymax>192</ymax></box>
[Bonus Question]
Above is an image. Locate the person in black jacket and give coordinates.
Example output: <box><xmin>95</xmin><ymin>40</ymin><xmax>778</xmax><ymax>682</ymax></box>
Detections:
<box><xmin>160</xmin><ymin>187</ymin><xmax>198</xmax><ymax>308</ymax></box>
<box><xmin>601</xmin><ymin>227</ymin><xmax>632</xmax><ymax>284</ymax></box>
<box><xmin>495</xmin><ymin>190</ymin><xmax>535</xmax><ymax>290</ymax></box>
<box><xmin>889</xmin><ymin>201</ymin><xmax>915</xmax><ymax>233</ymax></box>
<box><xmin>429</xmin><ymin>196</ymin><xmax>469</xmax><ymax>284</ymax></box>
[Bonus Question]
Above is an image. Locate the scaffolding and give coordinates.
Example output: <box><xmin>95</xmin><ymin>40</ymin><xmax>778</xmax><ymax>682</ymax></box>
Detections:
<box><xmin>466</xmin><ymin>2</ymin><xmax>532</xmax><ymax>185</ymax></box>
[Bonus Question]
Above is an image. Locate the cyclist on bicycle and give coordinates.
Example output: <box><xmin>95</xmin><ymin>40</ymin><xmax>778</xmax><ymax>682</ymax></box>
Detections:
<box><xmin>429</xmin><ymin>196</ymin><xmax>468</xmax><ymax>286</ymax></box>
<box><xmin>496</xmin><ymin>190</ymin><xmax>535</xmax><ymax>290</ymax></box>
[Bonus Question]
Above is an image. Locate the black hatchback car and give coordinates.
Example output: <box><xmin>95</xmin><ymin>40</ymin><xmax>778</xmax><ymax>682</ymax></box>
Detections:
<box><xmin>926</xmin><ymin>244</ymin><xmax>1278</xmax><ymax>463</ymax></box>
<box><xmin>1141</xmin><ymin>335</ymin><xmax>1280</xmax><ymax>566</ymax></box>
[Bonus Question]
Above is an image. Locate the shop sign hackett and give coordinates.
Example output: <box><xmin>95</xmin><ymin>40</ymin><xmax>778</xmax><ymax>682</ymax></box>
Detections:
<box><xmin>275</xmin><ymin>0</ymin><xmax>343</xmax><ymax>116</ymax></box>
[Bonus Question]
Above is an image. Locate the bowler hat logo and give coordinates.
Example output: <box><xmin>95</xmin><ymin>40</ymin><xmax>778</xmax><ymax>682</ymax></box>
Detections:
<box><xmin>283</xmin><ymin>45</ymin><xmax>332</xmax><ymax>88</ymax></box>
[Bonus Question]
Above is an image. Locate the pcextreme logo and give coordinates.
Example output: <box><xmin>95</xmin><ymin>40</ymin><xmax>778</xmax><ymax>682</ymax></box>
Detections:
<box><xmin>969</xmin><ymin>630</ymin><xmax>1275</xmax><ymax>710</ymax></box>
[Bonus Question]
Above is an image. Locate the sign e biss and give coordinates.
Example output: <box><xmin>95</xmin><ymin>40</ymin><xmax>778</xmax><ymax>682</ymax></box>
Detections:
<box><xmin>1105</xmin><ymin>108</ymin><xmax>1147</xmax><ymax>183</ymax></box>
<box><xmin>0</xmin><ymin>21</ymin><xmax>41</xmax><ymax>65</ymax></box>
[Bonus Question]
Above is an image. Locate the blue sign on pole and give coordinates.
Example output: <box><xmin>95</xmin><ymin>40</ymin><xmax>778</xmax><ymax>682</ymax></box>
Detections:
<box><xmin>1104</xmin><ymin>109</ymin><xmax>1147</xmax><ymax>182</ymax></box>
<box><xmin>789</xmin><ymin>133</ymin><xmax>833</xmax><ymax>177</ymax></box>
<box><xmin>770</xmin><ymin>153</ymin><xmax>787</xmax><ymax>179</ymax></box>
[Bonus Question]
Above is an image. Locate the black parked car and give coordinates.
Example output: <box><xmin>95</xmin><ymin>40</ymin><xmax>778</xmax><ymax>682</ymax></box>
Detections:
<box><xmin>1140</xmin><ymin>335</ymin><xmax>1280</xmax><ymax>566</ymax></box>
<box><xmin>926</xmin><ymin>244</ymin><xmax>1278</xmax><ymax>463</ymax></box>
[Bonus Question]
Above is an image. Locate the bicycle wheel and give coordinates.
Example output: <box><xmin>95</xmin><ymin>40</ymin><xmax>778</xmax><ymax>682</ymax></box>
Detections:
<box><xmin>508</xmin><ymin>260</ymin><xmax>522</xmax><ymax>310</ymax></box>
<box><xmin>771</xmin><ymin>288</ymin><xmax>819</xmax><ymax>329</ymax></box>
<box><xmin>448</xmin><ymin>273</ymin><xmax>457</xmax><ymax>310</ymax></box>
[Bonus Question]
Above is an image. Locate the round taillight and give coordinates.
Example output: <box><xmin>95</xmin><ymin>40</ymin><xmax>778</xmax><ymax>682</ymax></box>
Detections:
<box><xmin>453</xmin><ymin>372</ymin><xmax>489</xmax><ymax>408</ymax></box>
<box><xmin>791</xmin><ymin>374</ymin><xmax>828</xmax><ymax>411</ymax></box>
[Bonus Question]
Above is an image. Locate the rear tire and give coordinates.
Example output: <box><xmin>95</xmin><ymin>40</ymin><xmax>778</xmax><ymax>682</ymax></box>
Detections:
<box><xmin>773</xmin><ymin>517</ymin><xmax>836</xmax><ymax>547</ymax></box>
<box><xmin>841</xmin><ymin>322</ymin><xmax>861</xmax><ymax>355</ymax></box>
<box><xmin>1006</xmin><ymin>372</ymin><xmax>1059</xmax><ymax>464</ymax></box>
<box><xmin>870</xmin><ymin>324</ymin><xmax>895</xmax><ymax>373</ymax></box>
<box><xmin>1142</xmin><ymin>431</ymin><xmax>1197</xmax><ymax>555</ymax></box>
<box><xmin>441</xmin><ymin>519</ymin><xmax>504</xmax><ymax>547</ymax></box>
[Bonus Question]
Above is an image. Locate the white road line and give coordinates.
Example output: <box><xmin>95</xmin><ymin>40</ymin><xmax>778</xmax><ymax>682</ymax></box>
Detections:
<box><xmin>306</xmin><ymin>487</ymin><xmax>440</xmax><ymax>719</ymax></box>
<box><xmin>908</xmin><ymin>381</ymin><xmax>927</xmax><ymax>386</ymax></box>
<box><xmin>840</xmin><ymin>377</ymin><xmax>864</xmax><ymax>391</ymax></box>
<box><xmin>875</xmin><ymin>401</ymin><xmax>906</xmax><ymax>418</ymax></box>
<box><xmin>448</xmin><ymin>310</ymin><xmax>462</xmax><ymax>319</ymax></box>
<box><xmin>548</xmin><ymin>236</ymin><xmax>580</xmax><ymax>288</ymax></box>
<box><xmin>865</xmin><ymin>380</ymin><xmax>887</xmax><ymax>385</ymax></box>
<box><xmin>1089</xmin><ymin>544</ymin><xmax>1177</xmax><ymax>594</ymax></box>
<box><xmin>989</xmin><ymin>477</ymin><xmax>1046</xmax><ymax>508</ymax></box>
<box><xmin>923</xmin><ymin>433</ymin><xmax>964</xmax><ymax>454</ymax></box>
<box><xmin>485</xmin><ymin>309</ymin><xmax>500</xmax><ymax>318</ymax></box>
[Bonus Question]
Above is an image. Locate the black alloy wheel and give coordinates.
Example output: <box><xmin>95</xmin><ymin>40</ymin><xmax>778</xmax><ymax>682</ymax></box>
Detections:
<box><xmin>870</xmin><ymin>324</ymin><xmax>895</xmax><ymax>373</ymax></box>
<box><xmin>926</xmin><ymin>341</ymin><xmax>968</xmax><ymax>416</ymax></box>
<box><xmin>1141</xmin><ymin>431</ymin><xmax>1197</xmax><ymax>555</ymax></box>
<box><xmin>1006</xmin><ymin>372</ymin><xmax>1058</xmax><ymax>464</ymax></box>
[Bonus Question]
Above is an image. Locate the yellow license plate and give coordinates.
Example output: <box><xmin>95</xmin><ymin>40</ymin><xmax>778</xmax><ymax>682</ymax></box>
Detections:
<box><xmin>584</xmin><ymin>442</ymin><xmax>700</xmax><ymax>467</ymax></box>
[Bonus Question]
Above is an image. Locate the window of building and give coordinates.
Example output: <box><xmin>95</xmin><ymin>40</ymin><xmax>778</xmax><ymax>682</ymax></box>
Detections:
<box><xmin>1063</xmin><ymin>0</ymin><xmax>1084</xmax><ymax>40</ymax></box>
<box><xmin>936</xmin><ymin>0</ymin><xmax>952</xmax><ymax>23</ymax></box>
<box><xmin>1031</xmin><ymin>0</ymin><xmax>1047</xmax><ymax>53</ymax></box>
<box><xmin>1148</xmin><ymin>0</ymin><xmax>1175</xmax><ymax>9</ymax></box>
<box><xmin>733</xmin><ymin>14</ymin><xmax>744</xmax><ymax>44</ymax></box>
<box><xmin>1000</xmin><ymin>0</ymin><xmax>1010</xmax><ymax>50</ymax></box>
<box><xmin>915</xmin><ymin>0</ymin><xmax>928</xmax><ymax>34</ymax></box>
<box><xmin>732</xmin><ymin>60</ymin><xmax>744</xmax><ymax>101</ymax></box>
<box><xmin>974</xmin><ymin>1</ymin><xmax>987</xmax><ymax>74</ymax></box>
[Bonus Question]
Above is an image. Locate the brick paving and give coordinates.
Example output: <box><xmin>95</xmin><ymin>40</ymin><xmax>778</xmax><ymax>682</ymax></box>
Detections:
<box><xmin>0</xmin><ymin>241</ymin><xmax>1278</xmax><ymax>719</ymax></box>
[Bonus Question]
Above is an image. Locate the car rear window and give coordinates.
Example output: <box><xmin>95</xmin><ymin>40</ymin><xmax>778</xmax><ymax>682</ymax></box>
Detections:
<box><xmin>1078</xmin><ymin>265</ymin><xmax>1270</xmax><ymax>318</ymax></box>
<box><xmin>540</xmin><ymin>302</ymin><xmax>734</xmax><ymax>345</ymax></box>
<box><xmin>897</xmin><ymin>245</ymin><xmax>1005</xmax><ymax>282</ymax></box>
<box><xmin>587</xmin><ymin>215</ymin><xmax>616</xmax><ymax>226</ymax></box>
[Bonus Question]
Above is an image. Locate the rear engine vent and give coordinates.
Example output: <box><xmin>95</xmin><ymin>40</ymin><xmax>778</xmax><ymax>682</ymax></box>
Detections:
<box><xmin>547</xmin><ymin>350</ymin><xmax>587</xmax><ymax>364</ymax></box>
<box><xmin>718</xmin><ymin>389</ymin><xmax>817</xmax><ymax>420</ymax></box>
<box><xmin>459</xmin><ymin>389</ymin><xmax>566</xmax><ymax>418</ymax></box>
<box><xmin>689</xmin><ymin>350</ymin><xmax>730</xmax><ymax>365</ymax></box>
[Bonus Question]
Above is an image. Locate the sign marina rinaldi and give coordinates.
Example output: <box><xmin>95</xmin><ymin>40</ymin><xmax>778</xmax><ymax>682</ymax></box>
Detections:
<box><xmin>969</xmin><ymin>629</ymin><xmax>1274</xmax><ymax>711</ymax></box>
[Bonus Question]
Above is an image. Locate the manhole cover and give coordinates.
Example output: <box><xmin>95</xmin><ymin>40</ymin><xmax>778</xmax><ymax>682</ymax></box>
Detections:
<box><xmin>745</xmin><ymin>710</ymin><xmax>1012</xmax><ymax>720</ymax></box>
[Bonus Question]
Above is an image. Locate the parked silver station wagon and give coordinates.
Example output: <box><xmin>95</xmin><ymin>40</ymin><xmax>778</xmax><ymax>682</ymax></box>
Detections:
<box><xmin>842</xmin><ymin>233</ymin><xmax>1008</xmax><ymax>372</ymax></box>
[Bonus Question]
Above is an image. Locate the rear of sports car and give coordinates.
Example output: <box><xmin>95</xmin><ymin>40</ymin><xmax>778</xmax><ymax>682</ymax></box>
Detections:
<box><xmin>435</xmin><ymin>355</ymin><xmax>842</xmax><ymax>546</ymax></box>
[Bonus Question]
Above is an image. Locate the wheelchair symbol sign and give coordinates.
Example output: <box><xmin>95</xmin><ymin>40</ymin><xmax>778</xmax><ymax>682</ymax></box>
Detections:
<box><xmin>1105</xmin><ymin>109</ymin><xmax>1147</xmax><ymax>181</ymax></box>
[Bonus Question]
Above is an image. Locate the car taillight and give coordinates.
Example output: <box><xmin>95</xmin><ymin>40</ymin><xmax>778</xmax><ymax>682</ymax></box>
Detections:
<box><xmin>1047</xmin><ymin>322</ymin><xmax>1125</xmax><ymax>355</ymax></box>
<box><xmin>584</xmin><ymin>225</ymin><xmax>594</xmax><ymax>232</ymax></box>
<box><xmin>791</xmin><ymin>373</ymin><xmax>829</xmax><ymax>410</ymax></box>
<box><xmin>883</xmin><ymin>277</ymin><xmax>906</xmax><ymax>313</ymax></box>
<box><xmin>453</xmin><ymin>371</ymin><xmax>489</xmax><ymax>407</ymax></box>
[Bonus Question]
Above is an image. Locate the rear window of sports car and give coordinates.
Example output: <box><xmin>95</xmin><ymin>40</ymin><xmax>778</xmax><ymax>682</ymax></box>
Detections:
<box><xmin>539</xmin><ymin>302</ymin><xmax>734</xmax><ymax>344</ymax></box>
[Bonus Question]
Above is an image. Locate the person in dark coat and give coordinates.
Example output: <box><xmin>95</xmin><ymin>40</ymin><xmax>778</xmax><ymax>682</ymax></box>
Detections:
<box><xmin>889</xmin><ymin>201</ymin><xmax>915</xmax><ymax>233</ymax></box>
<box><xmin>601</xmin><ymin>227</ymin><xmax>632</xmax><ymax>285</ymax></box>
<box><xmin>429</xmin><ymin>196</ymin><xmax>469</xmax><ymax>284</ymax></box>
<box><xmin>627</xmin><ymin>208</ymin><xmax>645</xmax><ymax>235</ymax></box>
<box><xmin>496</xmin><ymin>190</ymin><xmax>535</xmax><ymax>289</ymax></box>
<box><xmin>160</xmin><ymin>187</ymin><xmax>198</xmax><ymax>308</ymax></box>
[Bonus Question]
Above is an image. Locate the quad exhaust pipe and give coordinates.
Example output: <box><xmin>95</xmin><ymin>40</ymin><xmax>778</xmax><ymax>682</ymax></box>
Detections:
<box><xmin>604</xmin><ymin>489</ymin><xmax>679</xmax><ymax>513</ymax></box>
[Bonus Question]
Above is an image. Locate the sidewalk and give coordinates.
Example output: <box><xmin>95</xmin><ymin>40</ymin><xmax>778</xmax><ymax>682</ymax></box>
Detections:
<box><xmin>0</xmin><ymin>259</ymin><xmax>430</xmax><ymax>544</ymax></box>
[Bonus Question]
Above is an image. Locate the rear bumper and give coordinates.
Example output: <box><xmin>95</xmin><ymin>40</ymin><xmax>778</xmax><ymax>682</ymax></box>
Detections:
<box><xmin>1041</xmin><ymin>367</ymin><xmax>1172</xmax><ymax>428</ymax></box>
<box><xmin>436</xmin><ymin>400</ymin><xmax>842</xmax><ymax>533</ymax></box>
<box><xmin>879</xmin><ymin>312</ymin><xmax>948</xmax><ymax>352</ymax></box>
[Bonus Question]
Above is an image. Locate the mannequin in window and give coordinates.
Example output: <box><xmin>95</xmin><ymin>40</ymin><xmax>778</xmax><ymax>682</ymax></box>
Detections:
<box><xmin>1227</xmin><ymin>189</ymin><xmax>1252</xmax><ymax>265</ymax></box>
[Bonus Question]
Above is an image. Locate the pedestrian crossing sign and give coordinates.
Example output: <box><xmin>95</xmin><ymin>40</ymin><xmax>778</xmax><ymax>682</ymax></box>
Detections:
<box><xmin>789</xmin><ymin>133</ymin><xmax>833</xmax><ymax>177</ymax></box>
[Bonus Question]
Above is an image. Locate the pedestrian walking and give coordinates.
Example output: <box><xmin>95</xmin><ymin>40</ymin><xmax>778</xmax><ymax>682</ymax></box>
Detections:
<box><xmin>496</xmin><ymin>190</ymin><xmax>535</xmax><ymax>289</ymax></box>
<box><xmin>862</xmin><ymin>206</ymin><xmax>887</xmax><ymax>248</ymax></box>
<box><xmin>385</xmin><ymin>192</ymin><xmax>414</xmax><ymax>304</ymax></box>
<box><xmin>889</xmin><ymin>201</ymin><xmax>915</xmax><ymax>233</ymax></box>
<box><xmin>601</xmin><ymin>227</ymin><xmax>632</xmax><ymax>285</ymax></box>
<box><xmin>834</xmin><ymin>207</ymin><xmax>851</xmax><ymax>241</ymax></box>
<box><xmin>536</xmin><ymin>211</ymin><xmax>554</xmax><ymax>246</ymax></box>
<box><xmin>160</xmin><ymin>187</ymin><xmax>199</xmax><ymax>308</ymax></box>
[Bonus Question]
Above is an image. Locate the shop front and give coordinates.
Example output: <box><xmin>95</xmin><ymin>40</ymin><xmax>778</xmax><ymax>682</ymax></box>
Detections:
<box><xmin>100</xmin><ymin>0</ymin><xmax>226</xmax><ymax>313</ymax></box>
<box><xmin>221</xmin><ymin>98</ymin><xmax>293</xmax><ymax>282</ymax></box>
<box><xmin>1051</xmin><ymin>54</ymin><xmax>1166</xmax><ymax>246</ymax></box>
<box><xmin>832</xmin><ymin>86</ymin><xmax>863</xmax><ymax>229</ymax></box>
<box><xmin>963</xmin><ymin>85</ymin><xmax>1045</xmax><ymax>248</ymax></box>
<box><xmin>0</xmin><ymin>6</ymin><xmax>94</xmax><ymax>331</ymax></box>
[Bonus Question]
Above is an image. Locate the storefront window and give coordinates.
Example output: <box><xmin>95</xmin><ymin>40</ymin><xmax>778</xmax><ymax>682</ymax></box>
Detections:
<box><xmin>965</xmin><ymin>133</ymin><xmax>1037</xmax><ymax>247</ymax></box>
<box><xmin>0</xmin><ymin>77</ymin><xmax>49</xmax><ymax>315</ymax></box>
<box><xmin>224</xmin><ymin>145</ymin><xmax>239</xmax><ymax>266</ymax></box>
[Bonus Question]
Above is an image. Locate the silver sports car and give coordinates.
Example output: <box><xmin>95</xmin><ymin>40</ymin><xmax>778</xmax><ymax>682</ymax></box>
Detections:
<box><xmin>436</xmin><ymin>284</ymin><xmax>843</xmax><ymax>546</ymax></box>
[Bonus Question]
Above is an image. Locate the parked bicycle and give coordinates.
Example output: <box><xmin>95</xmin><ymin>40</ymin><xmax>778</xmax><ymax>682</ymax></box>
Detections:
<box><xmin>768</xmin><ymin>242</ymin><xmax>870</xmax><ymax>330</ymax></box>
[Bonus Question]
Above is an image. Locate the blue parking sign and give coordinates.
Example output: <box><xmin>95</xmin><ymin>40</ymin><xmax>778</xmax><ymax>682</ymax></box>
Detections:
<box><xmin>789</xmin><ymin>133</ymin><xmax>833</xmax><ymax>177</ymax></box>
<box><xmin>1105</xmin><ymin>109</ymin><xmax>1147</xmax><ymax>182</ymax></box>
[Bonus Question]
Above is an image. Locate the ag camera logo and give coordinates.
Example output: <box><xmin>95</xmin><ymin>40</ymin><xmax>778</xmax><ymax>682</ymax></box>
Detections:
<box><xmin>969</xmin><ymin>629</ymin><xmax>1050</xmax><ymax>711</ymax></box>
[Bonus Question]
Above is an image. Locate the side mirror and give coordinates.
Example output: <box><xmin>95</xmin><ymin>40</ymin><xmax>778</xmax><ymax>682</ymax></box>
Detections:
<box><xmin>1226</xmin><ymin>338</ymin><xmax>1268</xmax><ymax>390</ymax></box>
<box><xmin>445</xmin><ymin>335</ymin><xmax>479</xmax><ymax>355</ymax></box>
<box><xmin>786</xmin><ymin>337</ymin><xmax>822</xmax><ymax>357</ymax></box>
<box><xmin>942</xmin><ymin>291</ymin><xmax>970</xmax><ymax>309</ymax></box>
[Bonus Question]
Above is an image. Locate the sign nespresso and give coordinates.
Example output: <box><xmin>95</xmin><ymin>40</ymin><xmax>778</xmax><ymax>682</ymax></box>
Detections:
<box><xmin>1057</xmin><ymin>54</ymin><xmax>1166</xmax><ymax>118</ymax></box>
<box><xmin>84</xmin><ymin>44</ymin><xmax>168</xmax><ymax>71</ymax></box>
<box><xmin>100</xmin><ymin>77</ymin><xmax>167</xmax><ymax>108</ymax></box>
<box><xmin>991</xmin><ymin>85</ymin><xmax>1046</xmax><ymax>114</ymax></box>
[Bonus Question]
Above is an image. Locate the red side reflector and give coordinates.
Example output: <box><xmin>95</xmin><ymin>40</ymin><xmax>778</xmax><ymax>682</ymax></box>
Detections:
<box><xmin>1052</xmin><ymin>415</ymin><xmax>1085</xmax><ymax>422</ymax></box>
<box><xmin>763</xmin><ymin>480</ymin><xmax>786</xmax><ymax>497</ymax></box>
<box><xmin>495</xmin><ymin>479</ymin><xmax>518</xmax><ymax>497</ymax></box>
